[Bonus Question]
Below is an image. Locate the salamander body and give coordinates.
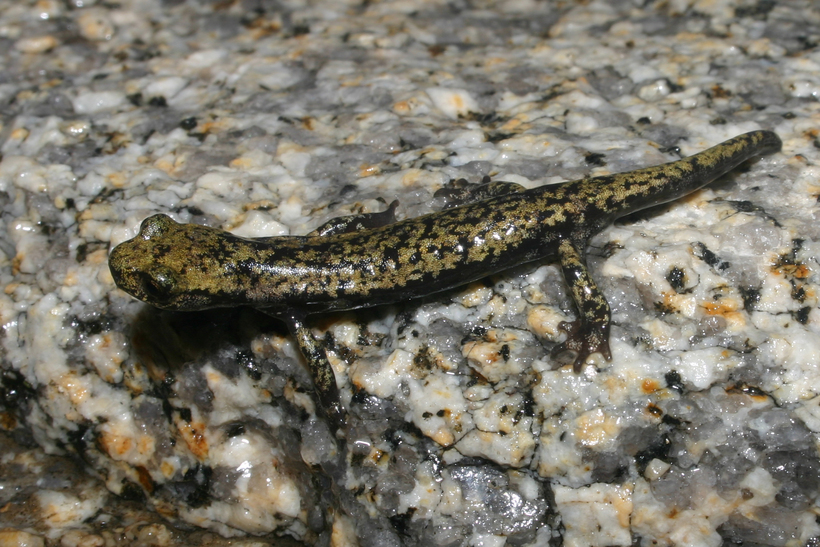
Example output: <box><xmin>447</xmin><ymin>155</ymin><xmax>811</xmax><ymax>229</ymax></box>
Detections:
<box><xmin>109</xmin><ymin>130</ymin><xmax>782</xmax><ymax>430</ymax></box>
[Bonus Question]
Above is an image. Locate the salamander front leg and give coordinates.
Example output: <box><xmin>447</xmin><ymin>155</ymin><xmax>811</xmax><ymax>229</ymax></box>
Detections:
<box><xmin>552</xmin><ymin>239</ymin><xmax>612</xmax><ymax>373</ymax></box>
<box><xmin>284</xmin><ymin>312</ymin><xmax>348</xmax><ymax>434</ymax></box>
<box><xmin>307</xmin><ymin>200</ymin><xmax>399</xmax><ymax>237</ymax></box>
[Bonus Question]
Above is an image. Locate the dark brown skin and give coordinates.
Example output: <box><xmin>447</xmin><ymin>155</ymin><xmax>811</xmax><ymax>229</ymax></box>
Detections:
<box><xmin>109</xmin><ymin>130</ymin><xmax>782</xmax><ymax>430</ymax></box>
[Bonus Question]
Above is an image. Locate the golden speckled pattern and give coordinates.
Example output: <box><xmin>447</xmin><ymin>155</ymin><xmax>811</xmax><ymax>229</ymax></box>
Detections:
<box><xmin>109</xmin><ymin>130</ymin><xmax>781</xmax><ymax>430</ymax></box>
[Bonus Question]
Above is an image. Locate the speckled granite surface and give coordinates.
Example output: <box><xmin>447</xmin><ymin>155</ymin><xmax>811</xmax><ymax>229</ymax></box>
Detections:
<box><xmin>1</xmin><ymin>1</ymin><xmax>820</xmax><ymax>546</ymax></box>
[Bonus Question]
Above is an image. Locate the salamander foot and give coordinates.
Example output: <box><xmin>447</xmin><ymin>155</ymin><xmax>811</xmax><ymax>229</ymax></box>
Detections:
<box><xmin>551</xmin><ymin>320</ymin><xmax>612</xmax><ymax>373</ymax></box>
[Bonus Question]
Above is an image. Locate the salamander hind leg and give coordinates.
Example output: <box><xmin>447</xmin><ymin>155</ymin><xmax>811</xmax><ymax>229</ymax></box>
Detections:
<box><xmin>435</xmin><ymin>177</ymin><xmax>526</xmax><ymax>209</ymax></box>
<box><xmin>552</xmin><ymin>240</ymin><xmax>612</xmax><ymax>373</ymax></box>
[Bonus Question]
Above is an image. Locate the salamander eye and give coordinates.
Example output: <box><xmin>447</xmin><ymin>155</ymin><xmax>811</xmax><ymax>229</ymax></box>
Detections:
<box><xmin>139</xmin><ymin>267</ymin><xmax>176</xmax><ymax>303</ymax></box>
<box><xmin>139</xmin><ymin>214</ymin><xmax>176</xmax><ymax>240</ymax></box>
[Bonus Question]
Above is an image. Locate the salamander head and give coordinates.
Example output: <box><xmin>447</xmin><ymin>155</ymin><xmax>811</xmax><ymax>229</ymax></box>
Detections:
<box><xmin>108</xmin><ymin>214</ymin><xmax>233</xmax><ymax>311</ymax></box>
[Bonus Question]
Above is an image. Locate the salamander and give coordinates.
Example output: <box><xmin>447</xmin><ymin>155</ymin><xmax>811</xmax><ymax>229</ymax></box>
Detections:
<box><xmin>108</xmin><ymin>130</ymin><xmax>782</xmax><ymax>431</ymax></box>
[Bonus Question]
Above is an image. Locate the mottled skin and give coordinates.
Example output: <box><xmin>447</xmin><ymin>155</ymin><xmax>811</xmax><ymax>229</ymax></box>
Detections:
<box><xmin>109</xmin><ymin>130</ymin><xmax>782</xmax><ymax>430</ymax></box>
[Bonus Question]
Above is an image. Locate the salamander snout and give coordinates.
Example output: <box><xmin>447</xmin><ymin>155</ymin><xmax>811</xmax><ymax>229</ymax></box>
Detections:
<box><xmin>109</xmin><ymin>242</ymin><xmax>176</xmax><ymax>306</ymax></box>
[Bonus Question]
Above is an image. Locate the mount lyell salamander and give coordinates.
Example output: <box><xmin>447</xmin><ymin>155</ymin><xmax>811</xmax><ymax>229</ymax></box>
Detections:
<box><xmin>109</xmin><ymin>130</ymin><xmax>782</xmax><ymax>430</ymax></box>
